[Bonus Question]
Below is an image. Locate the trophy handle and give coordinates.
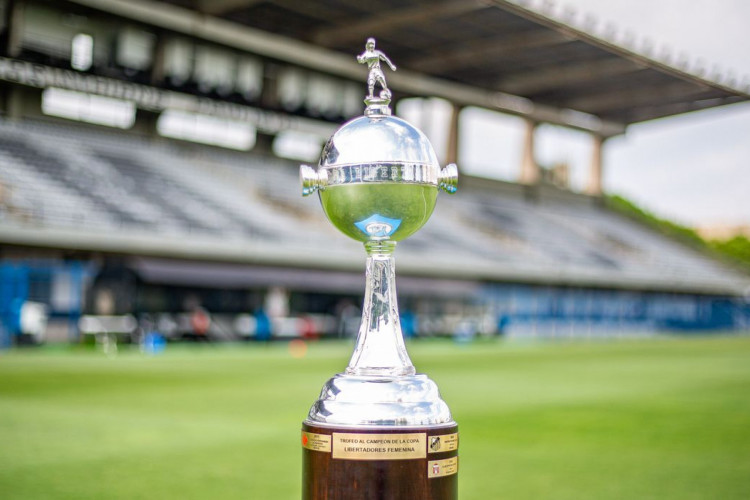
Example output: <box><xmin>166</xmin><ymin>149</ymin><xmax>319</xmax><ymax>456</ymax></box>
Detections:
<box><xmin>438</xmin><ymin>163</ymin><xmax>458</xmax><ymax>194</ymax></box>
<box><xmin>300</xmin><ymin>164</ymin><xmax>326</xmax><ymax>196</ymax></box>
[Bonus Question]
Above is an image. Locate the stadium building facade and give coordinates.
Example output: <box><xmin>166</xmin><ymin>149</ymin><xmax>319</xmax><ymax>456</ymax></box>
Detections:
<box><xmin>0</xmin><ymin>0</ymin><xmax>748</xmax><ymax>345</ymax></box>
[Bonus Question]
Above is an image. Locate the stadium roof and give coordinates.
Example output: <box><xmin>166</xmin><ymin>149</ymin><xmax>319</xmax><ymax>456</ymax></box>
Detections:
<box><xmin>74</xmin><ymin>0</ymin><xmax>750</xmax><ymax>137</ymax></box>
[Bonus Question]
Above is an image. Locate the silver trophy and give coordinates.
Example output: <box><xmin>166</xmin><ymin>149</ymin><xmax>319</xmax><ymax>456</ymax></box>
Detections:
<box><xmin>300</xmin><ymin>38</ymin><xmax>459</xmax><ymax>500</ymax></box>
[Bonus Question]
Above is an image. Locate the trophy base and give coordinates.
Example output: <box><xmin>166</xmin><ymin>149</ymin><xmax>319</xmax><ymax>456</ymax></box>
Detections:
<box><xmin>302</xmin><ymin>422</ymin><xmax>458</xmax><ymax>500</ymax></box>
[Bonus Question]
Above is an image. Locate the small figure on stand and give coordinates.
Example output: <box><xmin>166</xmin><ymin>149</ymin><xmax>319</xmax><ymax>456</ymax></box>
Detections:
<box><xmin>357</xmin><ymin>38</ymin><xmax>397</xmax><ymax>100</ymax></box>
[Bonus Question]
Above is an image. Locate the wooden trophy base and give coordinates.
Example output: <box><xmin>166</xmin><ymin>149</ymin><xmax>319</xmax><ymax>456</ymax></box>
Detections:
<box><xmin>302</xmin><ymin>422</ymin><xmax>458</xmax><ymax>500</ymax></box>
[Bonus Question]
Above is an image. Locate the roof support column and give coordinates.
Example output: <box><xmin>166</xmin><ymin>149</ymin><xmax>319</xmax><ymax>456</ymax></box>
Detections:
<box><xmin>445</xmin><ymin>102</ymin><xmax>462</xmax><ymax>165</ymax></box>
<box><xmin>519</xmin><ymin>119</ymin><xmax>539</xmax><ymax>185</ymax></box>
<box><xmin>585</xmin><ymin>135</ymin><xmax>605</xmax><ymax>196</ymax></box>
<box><xmin>5</xmin><ymin>0</ymin><xmax>24</xmax><ymax>58</ymax></box>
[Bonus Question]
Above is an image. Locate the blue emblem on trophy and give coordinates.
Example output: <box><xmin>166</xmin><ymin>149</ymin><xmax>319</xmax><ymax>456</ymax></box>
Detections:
<box><xmin>355</xmin><ymin>214</ymin><xmax>402</xmax><ymax>238</ymax></box>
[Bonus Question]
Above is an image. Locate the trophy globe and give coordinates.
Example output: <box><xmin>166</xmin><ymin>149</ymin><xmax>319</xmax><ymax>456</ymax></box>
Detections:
<box><xmin>300</xmin><ymin>37</ymin><xmax>459</xmax><ymax>500</ymax></box>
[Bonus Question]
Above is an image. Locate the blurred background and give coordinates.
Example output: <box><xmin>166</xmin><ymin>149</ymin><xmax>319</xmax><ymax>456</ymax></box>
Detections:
<box><xmin>0</xmin><ymin>1</ymin><xmax>749</xmax><ymax>498</ymax></box>
<box><xmin>0</xmin><ymin>0</ymin><xmax>748</xmax><ymax>347</ymax></box>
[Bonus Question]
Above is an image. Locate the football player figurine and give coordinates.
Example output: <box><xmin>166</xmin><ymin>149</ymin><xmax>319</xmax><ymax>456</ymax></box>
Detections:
<box><xmin>357</xmin><ymin>37</ymin><xmax>397</xmax><ymax>100</ymax></box>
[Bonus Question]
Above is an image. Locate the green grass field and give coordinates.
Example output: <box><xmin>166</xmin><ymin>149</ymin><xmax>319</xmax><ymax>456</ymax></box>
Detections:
<box><xmin>1</xmin><ymin>336</ymin><xmax>749</xmax><ymax>499</ymax></box>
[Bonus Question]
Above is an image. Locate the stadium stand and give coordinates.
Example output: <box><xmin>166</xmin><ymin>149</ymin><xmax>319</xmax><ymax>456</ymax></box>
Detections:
<box><xmin>1</xmin><ymin>0</ymin><xmax>749</xmax><ymax>344</ymax></box>
<box><xmin>0</xmin><ymin>116</ymin><xmax>744</xmax><ymax>294</ymax></box>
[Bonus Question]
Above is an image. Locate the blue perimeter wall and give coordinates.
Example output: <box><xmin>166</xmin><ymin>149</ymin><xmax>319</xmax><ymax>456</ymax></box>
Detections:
<box><xmin>1</xmin><ymin>260</ymin><xmax>748</xmax><ymax>346</ymax></box>
<box><xmin>0</xmin><ymin>260</ymin><xmax>89</xmax><ymax>347</ymax></box>
<box><xmin>482</xmin><ymin>283</ymin><xmax>749</xmax><ymax>337</ymax></box>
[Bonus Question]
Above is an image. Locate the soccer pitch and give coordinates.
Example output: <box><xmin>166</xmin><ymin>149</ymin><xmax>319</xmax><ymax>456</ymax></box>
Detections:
<box><xmin>1</xmin><ymin>336</ymin><xmax>749</xmax><ymax>499</ymax></box>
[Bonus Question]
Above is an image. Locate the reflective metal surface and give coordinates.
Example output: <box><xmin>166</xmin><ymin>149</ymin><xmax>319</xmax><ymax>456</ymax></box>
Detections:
<box><xmin>325</xmin><ymin>163</ymin><xmax>438</xmax><ymax>186</ymax></box>
<box><xmin>307</xmin><ymin>374</ymin><xmax>454</xmax><ymax>427</ymax></box>
<box><xmin>346</xmin><ymin>243</ymin><xmax>412</xmax><ymax>376</ymax></box>
<box><xmin>300</xmin><ymin>114</ymin><xmax>458</xmax><ymax>196</ymax></box>
<box><xmin>301</xmin><ymin>38</ymin><xmax>458</xmax><ymax>427</ymax></box>
<box><xmin>320</xmin><ymin>115</ymin><xmax>437</xmax><ymax>169</ymax></box>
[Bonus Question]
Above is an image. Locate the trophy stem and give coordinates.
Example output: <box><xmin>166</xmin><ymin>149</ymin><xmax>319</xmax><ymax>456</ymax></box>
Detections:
<box><xmin>345</xmin><ymin>241</ymin><xmax>416</xmax><ymax>377</ymax></box>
